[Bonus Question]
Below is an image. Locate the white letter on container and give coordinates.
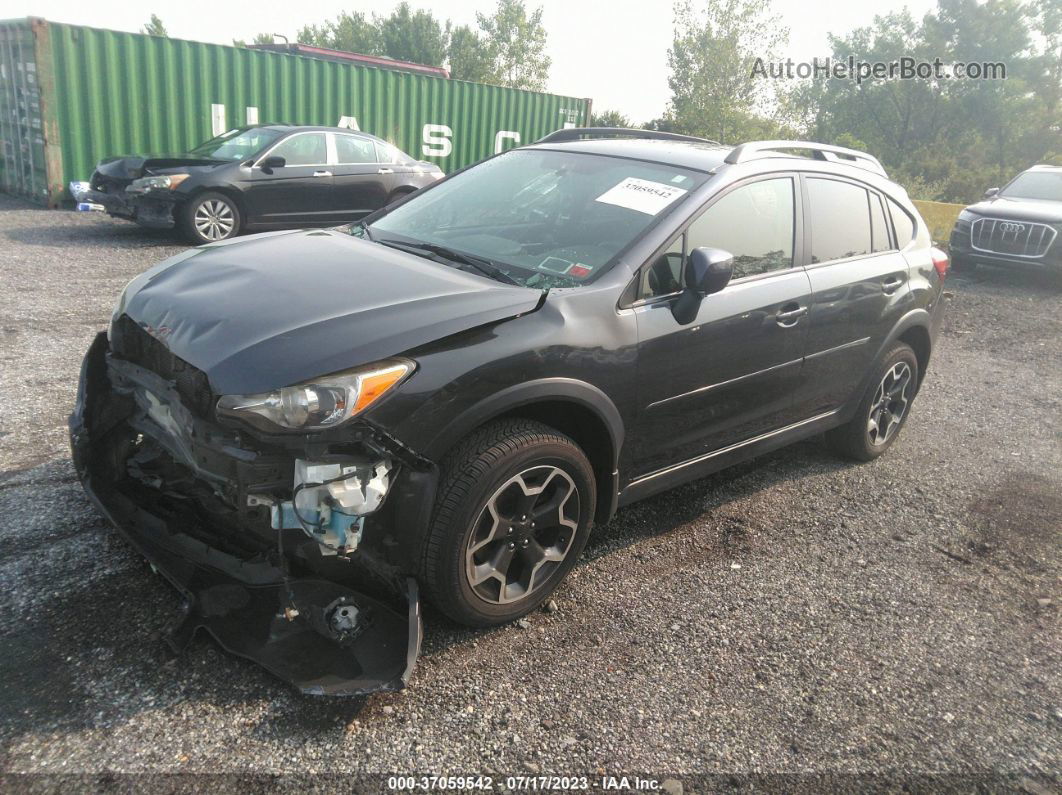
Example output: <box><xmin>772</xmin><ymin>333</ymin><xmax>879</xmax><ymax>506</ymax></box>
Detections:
<box><xmin>422</xmin><ymin>124</ymin><xmax>453</xmax><ymax>157</ymax></box>
<box><xmin>338</xmin><ymin>116</ymin><xmax>360</xmax><ymax>130</ymax></box>
<box><xmin>494</xmin><ymin>131</ymin><xmax>521</xmax><ymax>153</ymax></box>
<box><xmin>211</xmin><ymin>104</ymin><xmax>227</xmax><ymax>136</ymax></box>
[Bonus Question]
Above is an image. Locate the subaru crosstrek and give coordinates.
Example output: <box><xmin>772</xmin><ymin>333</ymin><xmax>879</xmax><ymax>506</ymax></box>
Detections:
<box><xmin>71</xmin><ymin>129</ymin><xmax>948</xmax><ymax>695</ymax></box>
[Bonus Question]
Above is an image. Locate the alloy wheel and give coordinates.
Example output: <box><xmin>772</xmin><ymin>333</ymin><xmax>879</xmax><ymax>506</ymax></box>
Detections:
<box><xmin>193</xmin><ymin>199</ymin><xmax>235</xmax><ymax>241</ymax></box>
<box><xmin>464</xmin><ymin>465</ymin><xmax>580</xmax><ymax>605</ymax></box>
<box><xmin>867</xmin><ymin>361</ymin><xmax>912</xmax><ymax>446</ymax></box>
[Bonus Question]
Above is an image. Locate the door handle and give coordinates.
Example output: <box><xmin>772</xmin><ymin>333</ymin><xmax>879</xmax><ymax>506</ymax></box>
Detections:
<box><xmin>313</xmin><ymin>170</ymin><xmax>332</xmax><ymax>177</ymax></box>
<box><xmin>881</xmin><ymin>276</ymin><xmax>903</xmax><ymax>294</ymax></box>
<box><xmin>378</xmin><ymin>167</ymin><xmax>394</xmax><ymax>174</ymax></box>
<box><xmin>775</xmin><ymin>304</ymin><xmax>808</xmax><ymax>327</ymax></box>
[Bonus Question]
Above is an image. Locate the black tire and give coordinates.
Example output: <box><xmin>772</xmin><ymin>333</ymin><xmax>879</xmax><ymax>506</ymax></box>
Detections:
<box><xmin>180</xmin><ymin>191</ymin><xmax>241</xmax><ymax>245</ymax></box>
<box><xmin>418</xmin><ymin>419</ymin><xmax>595</xmax><ymax>627</ymax></box>
<box><xmin>825</xmin><ymin>343</ymin><xmax>920</xmax><ymax>462</ymax></box>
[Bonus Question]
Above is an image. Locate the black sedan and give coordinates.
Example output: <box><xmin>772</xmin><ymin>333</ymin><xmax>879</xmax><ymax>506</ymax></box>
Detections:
<box><xmin>78</xmin><ymin>125</ymin><xmax>443</xmax><ymax>244</ymax></box>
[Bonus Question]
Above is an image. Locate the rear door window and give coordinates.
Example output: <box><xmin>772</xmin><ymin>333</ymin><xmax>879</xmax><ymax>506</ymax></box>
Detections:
<box><xmin>335</xmin><ymin>135</ymin><xmax>379</xmax><ymax>165</ymax></box>
<box><xmin>870</xmin><ymin>192</ymin><xmax>891</xmax><ymax>252</ymax></box>
<box><xmin>806</xmin><ymin>178</ymin><xmax>873</xmax><ymax>263</ymax></box>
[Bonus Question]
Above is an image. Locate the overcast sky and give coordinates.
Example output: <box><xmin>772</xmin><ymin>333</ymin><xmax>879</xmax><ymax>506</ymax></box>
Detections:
<box><xmin>13</xmin><ymin>0</ymin><xmax>938</xmax><ymax>122</ymax></box>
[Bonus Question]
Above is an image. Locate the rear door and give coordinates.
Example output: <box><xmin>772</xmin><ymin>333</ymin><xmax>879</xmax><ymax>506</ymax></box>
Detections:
<box><xmin>245</xmin><ymin>132</ymin><xmax>335</xmax><ymax>226</ymax></box>
<box><xmin>330</xmin><ymin>133</ymin><xmax>396</xmax><ymax>221</ymax></box>
<box><xmin>791</xmin><ymin>175</ymin><xmax>912</xmax><ymax>417</ymax></box>
<box><xmin>632</xmin><ymin>175</ymin><xmax>812</xmax><ymax>477</ymax></box>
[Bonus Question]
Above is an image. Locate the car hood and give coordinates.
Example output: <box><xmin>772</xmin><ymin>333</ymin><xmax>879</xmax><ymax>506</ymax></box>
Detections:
<box><xmin>116</xmin><ymin>229</ymin><xmax>544</xmax><ymax>395</ymax></box>
<box><xmin>964</xmin><ymin>196</ymin><xmax>1062</xmax><ymax>224</ymax></box>
<box><xmin>95</xmin><ymin>154</ymin><xmax>229</xmax><ymax>181</ymax></box>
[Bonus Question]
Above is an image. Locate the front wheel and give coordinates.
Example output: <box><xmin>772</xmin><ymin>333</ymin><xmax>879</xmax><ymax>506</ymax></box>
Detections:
<box><xmin>825</xmin><ymin>343</ymin><xmax>919</xmax><ymax>461</ymax></box>
<box><xmin>418</xmin><ymin>420</ymin><xmax>595</xmax><ymax>627</ymax></box>
<box><xmin>180</xmin><ymin>192</ymin><xmax>241</xmax><ymax>244</ymax></box>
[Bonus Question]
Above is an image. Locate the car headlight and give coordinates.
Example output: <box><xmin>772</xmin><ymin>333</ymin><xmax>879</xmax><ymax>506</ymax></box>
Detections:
<box><xmin>216</xmin><ymin>360</ymin><xmax>413</xmax><ymax>431</ymax></box>
<box><xmin>127</xmin><ymin>174</ymin><xmax>190</xmax><ymax>193</ymax></box>
<box><xmin>957</xmin><ymin>209</ymin><xmax>977</xmax><ymax>223</ymax></box>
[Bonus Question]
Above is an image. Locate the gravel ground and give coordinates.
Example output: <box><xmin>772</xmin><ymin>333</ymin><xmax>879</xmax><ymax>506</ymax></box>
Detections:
<box><xmin>0</xmin><ymin>194</ymin><xmax>1059</xmax><ymax>788</ymax></box>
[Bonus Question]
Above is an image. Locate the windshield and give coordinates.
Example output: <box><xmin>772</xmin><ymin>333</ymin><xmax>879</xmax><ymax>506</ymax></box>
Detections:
<box><xmin>1000</xmin><ymin>171</ymin><xmax>1062</xmax><ymax>201</ymax></box>
<box><xmin>366</xmin><ymin>149</ymin><xmax>706</xmax><ymax>288</ymax></box>
<box><xmin>189</xmin><ymin>127</ymin><xmax>284</xmax><ymax>160</ymax></box>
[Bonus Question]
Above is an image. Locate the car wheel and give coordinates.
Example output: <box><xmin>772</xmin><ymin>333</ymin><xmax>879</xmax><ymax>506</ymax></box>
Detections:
<box><xmin>418</xmin><ymin>419</ymin><xmax>595</xmax><ymax>627</ymax></box>
<box><xmin>825</xmin><ymin>343</ymin><xmax>919</xmax><ymax>462</ymax></box>
<box><xmin>181</xmin><ymin>192</ymin><xmax>241</xmax><ymax>244</ymax></box>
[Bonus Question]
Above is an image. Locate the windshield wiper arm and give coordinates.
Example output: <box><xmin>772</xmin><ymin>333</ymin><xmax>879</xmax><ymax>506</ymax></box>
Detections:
<box><xmin>375</xmin><ymin>238</ymin><xmax>521</xmax><ymax>286</ymax></box>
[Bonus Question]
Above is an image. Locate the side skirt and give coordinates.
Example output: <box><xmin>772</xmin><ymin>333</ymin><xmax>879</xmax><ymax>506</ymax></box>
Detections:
<box><xmin>617</xmin><ymin>409</ymin><xmax>843</xmax><ymax>507</ymax></box>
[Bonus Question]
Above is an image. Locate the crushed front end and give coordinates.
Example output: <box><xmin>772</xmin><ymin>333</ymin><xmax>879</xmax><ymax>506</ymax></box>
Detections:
<box><xmin>69</xmin><ymin>321</ymin><xmax>423</xmax><ymax>696</ymax></box>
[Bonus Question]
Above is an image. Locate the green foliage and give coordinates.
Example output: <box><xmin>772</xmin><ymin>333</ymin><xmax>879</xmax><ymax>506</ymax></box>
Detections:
<box><xmin>377</xmin><ymin>3</ymin><xmax>449</xmax><ymax>66</ymax></box>
<box><xmin>141</xmin><ymin>14</ymin><xmax>168</xmax><ymax>38</ymax></box>
<box><xmin>448</xmin><ymin>25</ymin><xmax>501</xmax><ymax>83</ymax></box>
<box><xmin>666</xmin><ymin>0</ymin><xmax>1060</xmax><ymax>202</ymax></box>
<box><xmin>233</xmin><ymin>33</ymin><xmax>277</xmax><ymax>48</ymax></box>
<box><xmin>666</xmin><ymin>0</ymin><xmax>788</xmax><ymax>143</ymax></box>
<box><xmin>591</xmin><ymin>110</ymin><xmax>632</xmax><ymax>128</ymax></box>
<box><xmin>475</xmin><ymin>0</ymin><xmax>551</xmax><ymax>90</ymax></box>
<box><xmin>297</xmin><ymin>12</ymin><xmax>384</xmax><ymax>58</ymax></box>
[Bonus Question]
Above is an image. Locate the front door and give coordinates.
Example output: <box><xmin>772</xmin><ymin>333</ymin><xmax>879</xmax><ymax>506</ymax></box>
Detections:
<box><xmin>632</xmin><ymin>176</ymin><xmax>812</xmax><ymax>477</ymax></box>
<box><xmin>246</xmin><ymin>132</ymin><xmax>336</xmax><ymax>226</ymax></box>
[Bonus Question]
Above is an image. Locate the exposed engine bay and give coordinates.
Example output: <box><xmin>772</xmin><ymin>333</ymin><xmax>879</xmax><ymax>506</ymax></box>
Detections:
<box><xmin>70</xmin><ymin>331</ymin><xmax>422</xmax><ymax>695</ymax></box>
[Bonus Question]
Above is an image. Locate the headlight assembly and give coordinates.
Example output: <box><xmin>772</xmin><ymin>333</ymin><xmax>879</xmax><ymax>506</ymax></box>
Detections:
<box><xmin>127</xmin><ymin>174</ymin><xmax>190</xmax><ymax>193</ymax></box>
<box><xmin>216</xmin><ymin>360</ymin><xmax>413</xmax><ymax>431</ymax></box>
<box><xmin>957</xmin><ymin>209</ymin><xmax>977</xmax><ymax>223</ymax></box>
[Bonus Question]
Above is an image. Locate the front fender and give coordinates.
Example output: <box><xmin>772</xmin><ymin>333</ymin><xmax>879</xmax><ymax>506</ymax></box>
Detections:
<box><xmin>421</xmin><ymin>377</ymin><xmax>625</xmax><ymax>469</ymax></box>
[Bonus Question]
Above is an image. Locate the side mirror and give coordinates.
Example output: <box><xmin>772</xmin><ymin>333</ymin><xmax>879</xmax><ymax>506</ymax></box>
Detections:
<box><xmin>671</xmin><ymin>247</ymin><xmax>734</xmax><ymax>324</ymax></box>
<box><xmin>259</xmin><ymin>155</ymin><xmax>285</xmax><ymax>173</ymax></box>
<box><xmin>983</xmin><ymin>187</ymin><xmax>999</xmax><ymax>199</ymax></box>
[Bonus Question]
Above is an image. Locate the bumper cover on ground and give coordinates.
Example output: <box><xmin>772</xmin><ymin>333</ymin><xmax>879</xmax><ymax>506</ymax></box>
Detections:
<box><xmin>69</xmin><ymin>332</ymin><xmax>422</xmax><ymax>696</ymax></box>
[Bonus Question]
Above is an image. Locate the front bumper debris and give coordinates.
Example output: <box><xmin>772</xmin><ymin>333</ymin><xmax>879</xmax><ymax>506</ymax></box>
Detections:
<box><xmin>76</xmin><ymin>175</ymin><xmax>178</xmax><ymax>228</ymax></box>
<box><xmin>69</xmin><ymin>332</ymin><xmax>422</xmax><ymax>696</ymax></box>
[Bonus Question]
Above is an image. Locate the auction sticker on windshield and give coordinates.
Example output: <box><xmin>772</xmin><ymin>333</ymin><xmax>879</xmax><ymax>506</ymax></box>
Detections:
<box><xmin>595</xmin><ymin>177</ymin><xmax>688</xmax><ymax>215</ymax></box>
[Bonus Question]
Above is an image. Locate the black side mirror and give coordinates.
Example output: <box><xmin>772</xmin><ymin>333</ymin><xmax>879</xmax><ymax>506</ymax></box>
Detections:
<box><xmin>983</xmin><ymin>187</ymin><xmax>999</xmax><ymax>198</ymax></box>
<box><xmin>672</xmin><ymin>247</ymin><xmax>734</xmax><ymax>325</ymax></box>
<box><xmin>259</xmin><ymin>155</ymin><xmax>285</xmax><ymax>173</ymax></box>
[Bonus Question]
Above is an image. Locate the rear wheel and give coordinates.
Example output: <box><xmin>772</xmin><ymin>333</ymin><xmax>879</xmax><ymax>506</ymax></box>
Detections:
<box><xmin>825</xmin><ymin>343</ymin><xmax>919</xmax><ymax>461</ymax></box>
<box><xmin>418</xmin><ymin>420</ymin><xmax>595</xmax><ymax>627</ymax></box>
<box><xmin>181</xmin><ymin>192</ymin><xmax>241</xmax><ymax>244</ymax></box>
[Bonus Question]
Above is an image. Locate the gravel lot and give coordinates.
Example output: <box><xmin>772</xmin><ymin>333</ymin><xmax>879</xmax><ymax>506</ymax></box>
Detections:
<box><xmin>0</xmin><ymin>194</ymin><xmax>1059</xmax><ymax>788</ymax></box>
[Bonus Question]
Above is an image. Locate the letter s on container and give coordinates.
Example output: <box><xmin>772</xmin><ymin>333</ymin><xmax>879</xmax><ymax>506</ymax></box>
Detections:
<box><xmin>422</xmin><ymin>124</ymin><xmax>453</xmax><ymax>158</ymax></box>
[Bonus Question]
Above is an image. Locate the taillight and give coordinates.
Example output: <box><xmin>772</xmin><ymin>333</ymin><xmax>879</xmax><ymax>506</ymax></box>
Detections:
<box><xmin>930</xmin><ymin>247</ymin><xmax>949</xmax><ymax>281</ymax></box>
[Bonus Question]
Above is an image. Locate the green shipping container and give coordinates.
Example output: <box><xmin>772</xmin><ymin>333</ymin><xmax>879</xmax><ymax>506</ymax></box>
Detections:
<box><xmin>0</xmin><ymin>18</ymin><xmax>592</xmax><ymax>206</ymax></box>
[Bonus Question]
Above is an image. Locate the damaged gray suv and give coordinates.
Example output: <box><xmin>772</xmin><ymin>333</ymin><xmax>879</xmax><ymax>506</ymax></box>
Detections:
<box><xmin>71</xmin><ymin>129</ymin><xmax>948</xmax><ymax>695</ymax></box>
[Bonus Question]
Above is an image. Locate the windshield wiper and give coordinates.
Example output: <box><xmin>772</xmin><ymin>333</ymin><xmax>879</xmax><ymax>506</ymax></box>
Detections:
<box><xmin>374</xmin><ymin>238</ymin><xmax>521</xmax><ymax>286</ymax></box>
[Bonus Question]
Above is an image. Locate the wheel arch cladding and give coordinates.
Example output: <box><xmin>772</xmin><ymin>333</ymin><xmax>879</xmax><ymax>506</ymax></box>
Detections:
<box><xmin>421</xmin><ymin>379</ymin><xmax>624</xmax><ymax>525</ymax></box>
<box><xmin>897</xmin><ymin>325</ymin><xmax>931</xmax><ymax>388</ymax></box>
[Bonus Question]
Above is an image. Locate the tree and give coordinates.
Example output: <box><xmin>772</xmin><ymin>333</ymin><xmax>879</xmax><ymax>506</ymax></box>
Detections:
<box><xmin>141</xmin><ymin>14</ymin><xmax>168</xmax><ymax>37</ymax></box>
<box><xmin>377</xmin><ymin>3</ymin><xmax>449</xmax><ymax>66</ymax></box>
<box><xmin>591</xmin><ymin>110</ymin><xmax>632</xmax><ymax>128</ymax></box>
<box><xmin>476</xmin><ymin>0</ymin><xmax>551</xmax><ymax>90</ymax></box>
<box><xmin>233</xmin><ymin>32</ymin><xmax>279</xmax><ymax>48</ymax></box>
<box><xmin>665</xmin><ymin>0</ymin><xmax>788</xmax><ymax>143</ymax></box>
<box><xmin>448</xmin><ymin>25</ymin><xmax>500</xmax><ymax>83</ymax></box>
<box><xmin>297</xmin><ymin>12</ymin><xmax>382</xmax><ymax>55</ymax></box>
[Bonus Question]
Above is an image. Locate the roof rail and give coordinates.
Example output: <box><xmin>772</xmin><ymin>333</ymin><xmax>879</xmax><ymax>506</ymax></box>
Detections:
<box><xmin>537</xmin><ymin>127</ymin><xmax>721</xmax><ymax>146</ymax></box>
<box><xmin>725</xmin><ymin>140</ymin><xmax>887</xmax><ymax>177</ymax></box>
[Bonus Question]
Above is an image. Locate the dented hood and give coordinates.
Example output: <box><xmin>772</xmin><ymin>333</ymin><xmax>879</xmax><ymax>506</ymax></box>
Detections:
<box><xmin>116</xmin><ymin>229</ymin><xmax>544</xmax><ymax>394</ymax></box>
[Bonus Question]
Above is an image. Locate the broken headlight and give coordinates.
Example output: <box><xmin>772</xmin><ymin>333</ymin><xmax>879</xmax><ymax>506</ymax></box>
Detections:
<box><xmin>127</xmin><ymin>174</ymin><xmax>190</xmax><ymax>193</ymax></box>
<box><xmin>216</xmin><ymin>360</ymin><xmax>413</xmax><ymax>431</ymax></box>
